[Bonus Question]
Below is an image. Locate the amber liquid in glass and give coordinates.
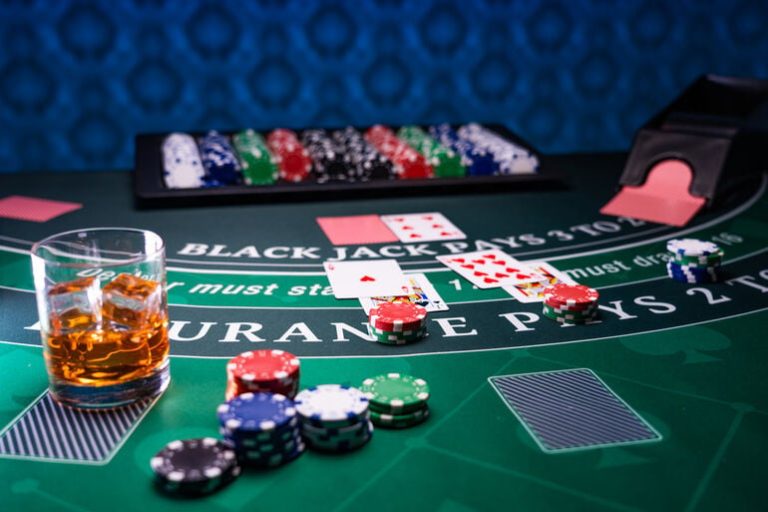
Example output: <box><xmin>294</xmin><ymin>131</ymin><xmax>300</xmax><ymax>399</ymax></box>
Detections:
<box><xmin>44</xmin><ymin>274</ymin><xmax>169</xmax><ymax>386</ymax></box>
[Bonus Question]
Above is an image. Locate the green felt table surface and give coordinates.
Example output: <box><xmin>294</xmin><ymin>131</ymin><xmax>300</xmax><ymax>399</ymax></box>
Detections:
<box><xmin>0</xmin><ymin>153</ymin><xmax>767</xmax><ymax>511</ymax></box>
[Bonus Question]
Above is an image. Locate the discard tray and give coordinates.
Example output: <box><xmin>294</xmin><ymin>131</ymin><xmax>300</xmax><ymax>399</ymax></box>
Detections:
<box><xmin>133</xmin><ymin>123</ymin><xmax>562</xmax><ymax>208</ymax></box>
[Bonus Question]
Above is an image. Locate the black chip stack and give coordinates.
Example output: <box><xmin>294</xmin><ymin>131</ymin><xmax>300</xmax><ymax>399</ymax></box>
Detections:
<box><xmin>300</xmin><ymin>129</ymin><xmax>354</xmax><ymax>183</ymax></box>
<box><xmin>332</xmin><ymin>127</ymin><xmax>395</xmax><ymax>181</ymax></box>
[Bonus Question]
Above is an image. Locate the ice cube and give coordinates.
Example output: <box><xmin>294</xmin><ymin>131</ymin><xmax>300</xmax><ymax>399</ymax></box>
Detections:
<box><xmin>102</xmin><ymin>273</ymin><xmax>162</xmax><ymax>330</ymax></box>
<box><xmin>46</xmin><ymin>277</ymin><xmax>102</xmax><ymax>335</ymax></box>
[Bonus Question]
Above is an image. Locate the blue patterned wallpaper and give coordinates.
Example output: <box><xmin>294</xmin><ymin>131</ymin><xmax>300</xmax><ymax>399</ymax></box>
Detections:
<box><xmin>0</xmin><ymin>0</ymin><xmax>766</xmax><ymax>173</ymax></box>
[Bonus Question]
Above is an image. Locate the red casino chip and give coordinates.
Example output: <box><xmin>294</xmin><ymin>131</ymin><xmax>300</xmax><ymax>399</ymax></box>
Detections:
<box><xmin>542</xmin><ymin>284</ymin><xmax>599</xmax><ymax>308</ymax></box>
<box><xmin>226</xmin><ymin>350</ymin><xmax>300</xmax><ymax>386</ymax></box>
<box><xmin>364</xmin><ymin>125</ymin><xmax>434</xmax><ymax>179</ymax></box>
<box><xmin>369</xmin><ymin>302</ymin><xmax>428</xmax><ymax>332</ymax></box>
<box><xmin>225</xmin><ymin>377</ymin><xmax>299</xmax><ymax>401</ymax></box>
<box><xmin>267</xmin><ymin>129</ymin><xmax>312</xmax><ymax>182</ymax></box>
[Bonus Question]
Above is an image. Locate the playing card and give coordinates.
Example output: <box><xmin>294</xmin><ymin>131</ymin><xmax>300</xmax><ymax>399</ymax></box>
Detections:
<box><xmin>502</xmin><ymin>261</ymin><xmax>576</xmax><ymax>303</ymax></box>
<box><xmin>359</xmin><ymin>272</ymin><xmax>449</xmax><ymax>313</ymax></box>
<box><xmin>380</xmin><ymin>212</ymin><xmax>466</xmax><ymax>243</ymax></box>
<box><xmin>489</xmin><ymin>369</ymin><xmax>661</xmax><ymax>453</ymax></box>
<box><xmin>0</xmin><ymin>195</ymin><xmax>82</xmax><ymax>222</ymax></box>
<box><xmin>316</xmin><ymin>215</ymin><xmax>399</xmax><ymax>245</ymax></box>
<box><xmin>436</xmin><ymin>250</ymin><xmax>544</xmax><ymax>289</ymax></box>
<box><xmin>323</xmin><ymin>259</ymin><xmax>411</xmax><ymax>299</ymax></box>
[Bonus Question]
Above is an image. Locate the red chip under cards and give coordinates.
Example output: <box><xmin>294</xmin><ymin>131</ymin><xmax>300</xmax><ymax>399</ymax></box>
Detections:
<box><xmin>227</xmin><ymin>350</ymin><xmax>300</xmax><ymax>384</ymax></box>
<box><xmin>369</xmin><ymin>302</ymin><xmax>427</xmax><ymax>331</ymax></box>
<box><xmin>542</xmin><ymin>283</ymin><xmax>599</xmax><ymax>306</ymax></box>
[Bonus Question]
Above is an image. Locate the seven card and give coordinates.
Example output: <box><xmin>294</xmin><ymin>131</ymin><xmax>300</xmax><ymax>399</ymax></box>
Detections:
<box><xmin>380</xmin><ymin>212</ymin><xmax>466</xmax><ymax>243</ymax></box>
<box><xmin>436</xmin><ymin>250</ymin><xmax>544</xmax><ymax>289</ymax></box>
<box><xmin>502</xmin><ymin>261</ymin><xmax>576</xmax><ymax>303</ymax></box>
<box><xmin>323</xmin><ymin>259</ymin><xmax>411</xmax><ymax>299</ymax></box>
<box><xmin>359</xmin><ymin>273</ymin><xmax>449</xmax><ymax>313</ymax></box>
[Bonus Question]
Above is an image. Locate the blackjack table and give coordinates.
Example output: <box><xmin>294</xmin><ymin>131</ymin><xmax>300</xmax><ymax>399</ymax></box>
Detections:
<box><xmin>0</xmin><ymin>151</ymin><xmax>767</xmax><ymax>511</ymax></box>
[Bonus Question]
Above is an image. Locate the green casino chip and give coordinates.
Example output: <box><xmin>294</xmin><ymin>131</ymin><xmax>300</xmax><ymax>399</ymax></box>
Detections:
<box><xmin>370</xmin><ymin>406</ymin><xmax>430</xmax><ymax>428</ymax></box>
<box><xmin>398</xmin><ymin>126</ymin><xmax>465</xmax><ymax>178</ymax></box>
<box><xmin>233</xmin><ymin>129</ymin><xmax>278</xmax><ymax>185</ymax></box>
<box><xmin>542</xmin><ymin>303</ymin><xmax>597</xmax><ymax>319</ymax></box>
<box><xmin>360</xmin><ymin>373</ymin><xmax>430</xmax><ymax>413</ymax></box>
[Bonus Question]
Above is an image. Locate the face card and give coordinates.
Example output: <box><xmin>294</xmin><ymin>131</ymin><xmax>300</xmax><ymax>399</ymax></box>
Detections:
<box><xmin>489</xmin><ymin>369</ymin><xmax>662</xmax><ymax>453</ymax></box>
<box><xmin>380</xmin><ymin>212</ymin><xmax>466</xmax><ymax>243</ymax></box>
<box><xmin>316</xmin><ymin>215</ymin><xmax>399</xmax><ymax>246</ymax></box>
<box><xmin>502</xmin><ymin>261</ymin><xmax>576</xmax><ymax>303</ymax></box>
<box><xmin>359</xmin><ymin>272</ymin><xmax>448</xmax><ymax>313</ymax></box>
<box><xmin>323</xmin><ymin>259</ymin><xmax>411</xmax><ymax>299</ymax></box>
<box><xmin>436</xmin><ymin>250</ymin><xmax>543</xmax><ymax>289</ymax></box>
<box><xmin>0</xmin><ymin>195</ymin><xmax>82</xmax><ymax>222</ymax></box>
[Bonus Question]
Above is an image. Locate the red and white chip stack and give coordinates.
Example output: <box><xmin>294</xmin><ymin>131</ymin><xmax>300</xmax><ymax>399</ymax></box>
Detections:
<box><xmin>225</xmin><ymin>349</ymin><xmax>301</xmax><ymax>400</ymax></box>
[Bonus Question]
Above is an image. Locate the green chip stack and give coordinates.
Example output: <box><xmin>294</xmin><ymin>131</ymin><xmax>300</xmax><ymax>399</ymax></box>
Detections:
<box><xmin>233</xmin><ymin>129</ymin><xmax>278</xmax><ymax>185</ymax></box>
<box><xmin>397</xmin><ymin>126</ymin><xmax>465</xmax><ymax>178</ymax></box>
<box><xmin>360</xmin><ymin>373</ymin><xmax>430</xmax><ymax>429</ymax></box>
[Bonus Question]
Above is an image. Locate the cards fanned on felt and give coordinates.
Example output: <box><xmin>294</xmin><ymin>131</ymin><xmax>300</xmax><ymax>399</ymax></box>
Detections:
<box><xmin>437</xmin><ymin>250</ymin><xmax>544</xmax><ymax>289</ymax></box>
<box><xmin>502</xmin><ymin>261</ymin><xmax>575</xmax><ymax>303</ymax></box>
<box><xmin>359</xmin><ymin>272</ymin><xmax>448</xmax><ymax>313</ymax></box>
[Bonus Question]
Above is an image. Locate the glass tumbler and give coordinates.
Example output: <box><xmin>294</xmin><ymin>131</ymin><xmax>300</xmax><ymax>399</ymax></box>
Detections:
<box><xmin>31</xmin><ymin>228</ymin><xmax>170</xmax><ymax>408</ymax></box>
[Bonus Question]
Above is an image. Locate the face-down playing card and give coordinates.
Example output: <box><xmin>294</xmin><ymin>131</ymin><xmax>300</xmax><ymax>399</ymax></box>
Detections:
<box><xmin>489</xmin><ymin>369</ymin><xmax>662</xmax><ymax>453</ymax></box>
<box><xmin>323</xmin><ymin>259</ymin><xmax>411</xmax><ymax>299</ymax></box>
<box><xmin>380</xmin><ymin>212</ymin><xmax>466</xmax><ymax>243</ymax></box>
<box><xmin>437</xmin><ymin>249</ymin><xmax>544</xmax><ymax>289</ymax></box>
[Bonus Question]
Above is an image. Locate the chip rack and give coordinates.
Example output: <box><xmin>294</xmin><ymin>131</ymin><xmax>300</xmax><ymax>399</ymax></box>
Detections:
<box><xmin>133</xmin><ymin>123</ymin><xmax>563</xmax><ymax>208</ymax></box>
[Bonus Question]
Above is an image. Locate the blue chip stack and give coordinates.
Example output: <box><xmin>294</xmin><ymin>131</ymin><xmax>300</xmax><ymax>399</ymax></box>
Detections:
<box><xmin>217</xmin><ymin>392</ymin><xmax>304</xmax><ymax>468</ymax></box>
<box><xmin>294</xmin><ymin>384</ymin><xmax>373</xmax><ymax>453</ymax></box>
<box><xmin>198</xmin><ymin>130</ymin><xmax>243</xmax><ymax>186</ymax></box>
<box><xmin>666</xmin><ymin>238</ymin><xmax>724</xmax><ymax>284</ymax></box>
<box><xmin>457</xmin><ymin>123</ymin><xmax>539</xmax><ymax>175</ymax></box>
<box><xmin>429</xmin><ymin>124</ymin><xmax>498</xmax><ymax>176</ymax></box>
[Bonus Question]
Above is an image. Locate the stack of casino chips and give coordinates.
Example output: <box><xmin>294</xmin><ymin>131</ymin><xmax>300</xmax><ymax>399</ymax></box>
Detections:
<box><xmin>226</xmin><ymin>349</ymin><xmax>300</xmax><ymax>400</ymax></box>
<box><xmin>332</xmin><ymin>127</ymin><xmax>396</xmax><ymax>181</ymax></box>
<box><xmin>368</xmin><ymin>302</ymin><xmax>428</xmax><ymax>345</ymax></box>
<box><xmin>666</xmin><ymin>238</ymin><xmax>723</xmax><ymax>284</ymax></box>
<box><xmin>429</xmin><ymin>124</ymin><xmax>498</xmax><ymax>176</ymax></box>
<box><xmin>266</xmin><ymin>129</ymin><xmax>312</xmax><ymax>182</ymax></box>
<box><xmin>217</xmin><ymin>392</ymin><xmax>305</xmax><ymax>468</ymax></box>
<box><xmin>161</xmin><ymin>133</ymin><xmax>206</xmax><ymax>189</ymax></box>
<box><xmin>542</xmin><ymin>283</ymin><xmax>600</xmax><ymax>324</ymax></box>
<box><xmin>150</xmin><ymin>437</ymin><xmax>241</xmax><ymax>496</ymax></box>
<box><xmin>301</xmin><ymin>129</ymin><xmax>355</xmax><ymax>183</ymax></box>
<box><xmin>232</xmin><ymin>129</ymin><xmax>278</xmax><ymax>185</ymax></box>
<box><xmin>364</xmin><ymin>125</ymin><xmax>434</xmax><ymax>179</ymax></box>
<box><xmin>457</xmin><ymin>123</ymin><xmax>539</xmax><ymax>175</ymax></box>
<box><xmin>361</xmin><ymin>373</ymin><xmax>430</xmax><ymax>429</ymax></box>
<box><xmin>397</xmin><ymin>125</ymin><xmax>465</xmax><ymax>178</ymax></box>
<box><xmin>198</xmin><ymin>130</ymin><xmax>243</xmax><ymax>186</ymax></box>
<box><xmin>294</xmin><ymin>384</ymin><xmax>373</xmax><ymax>453</ymax></box>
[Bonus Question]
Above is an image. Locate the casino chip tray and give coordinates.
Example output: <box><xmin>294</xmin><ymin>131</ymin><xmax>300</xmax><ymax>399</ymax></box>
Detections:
<box><xmin>133</xmin><ymin>123</ymin><xmax>561</xmax><ymax>207</ymax></box>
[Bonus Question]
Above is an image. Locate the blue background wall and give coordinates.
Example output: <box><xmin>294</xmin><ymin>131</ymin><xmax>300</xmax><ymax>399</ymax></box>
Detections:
<box><xmin>0</xmin><ymin>0</ymin><xmax>766</xmax><ymax>173</ymax></box>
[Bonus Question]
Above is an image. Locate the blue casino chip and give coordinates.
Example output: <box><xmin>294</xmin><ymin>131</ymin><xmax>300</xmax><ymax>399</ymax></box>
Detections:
<box><xmin>429</xmin><ymin>124</ymin><xmax>498</xmax><ymax>176</ymax></box>
<box><xmin>217</xmin><ymin>392</ymin><xmax>297</xmax><ymax>434</ymax></box>
<box><xmin>198</xmin><ymin>130</ymin><xmax>243</xmax><ymax>186</ymax></box>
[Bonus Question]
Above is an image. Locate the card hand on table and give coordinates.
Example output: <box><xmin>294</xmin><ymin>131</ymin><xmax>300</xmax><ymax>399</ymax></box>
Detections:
<box><xmin>437</xmin><ymin>249</ymin><xmax>544</xmax><ymax>289</ymax></box>
<box><xmin>502</xmin><ymin>261</ymin><xmax>576</xmax><ymax>303</ymax></box>
<box><xmin>359</xmin><ymin>272</ymin><xmax>448</xmax><ymax>313</ymax></box>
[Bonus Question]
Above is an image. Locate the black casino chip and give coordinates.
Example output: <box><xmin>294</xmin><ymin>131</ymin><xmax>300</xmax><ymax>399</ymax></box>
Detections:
<box><xmin>150</xmin><ymin>438</ymin><xmax>241</xmax><ymax>496</ymax></box>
